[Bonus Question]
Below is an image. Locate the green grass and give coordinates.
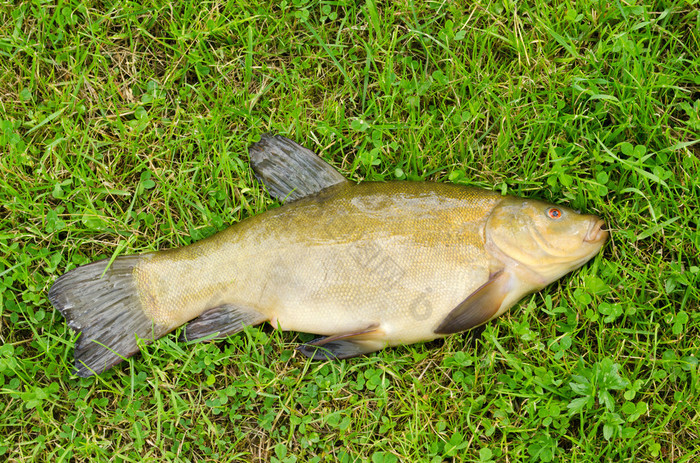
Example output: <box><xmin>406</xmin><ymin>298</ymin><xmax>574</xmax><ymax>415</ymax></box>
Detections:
<box><xmin>1</xmin><ymin>0</ymin><xmax>699</xmax><ymax>461</ymax></box>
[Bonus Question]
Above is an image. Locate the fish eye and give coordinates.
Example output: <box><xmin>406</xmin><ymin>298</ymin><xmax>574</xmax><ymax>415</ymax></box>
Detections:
<box><xmin>547</xmin><ymin>207</ymin><xmax>563</xmax><ymax>220</ymax></box>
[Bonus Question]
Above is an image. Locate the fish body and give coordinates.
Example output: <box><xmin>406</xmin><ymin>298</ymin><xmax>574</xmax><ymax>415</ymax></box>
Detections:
<box><xmin>137</xmin><ymin>182</ymin><xmax>500</xmax><ymax>344</ymax></box>
<box><xmin>49</xmin><ymin>135</ymin><xmax>608</xmax><ymax>376</ymax></box>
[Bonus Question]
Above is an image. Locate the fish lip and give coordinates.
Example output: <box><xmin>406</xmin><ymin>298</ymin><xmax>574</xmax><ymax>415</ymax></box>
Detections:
<box><xmin>584</xmin><ymin>219</ymin><xmax>608</xmax><ymax>243</ymax></box>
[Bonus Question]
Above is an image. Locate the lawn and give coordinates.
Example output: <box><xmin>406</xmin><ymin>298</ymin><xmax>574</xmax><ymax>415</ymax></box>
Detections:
<box><xmin>1</xmin><ymin>0</ymin><xmax>699</xmax><ymax>461</ymax></box>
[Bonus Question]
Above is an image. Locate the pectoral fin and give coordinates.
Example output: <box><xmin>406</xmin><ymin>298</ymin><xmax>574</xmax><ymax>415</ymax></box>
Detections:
<box><xmin>434</xmin><ymin>270</ymin><xmax>512</xmax><ymax>335</ymax></box>
<box><xmin>181</xmin><ymin>304</ymin><xmax>267</xmax><ymax>342</ymax></box>
<box><xmin>297</xmin><ymin>324</ymin><xmax>386</xmax><ymax>360</ymax></box>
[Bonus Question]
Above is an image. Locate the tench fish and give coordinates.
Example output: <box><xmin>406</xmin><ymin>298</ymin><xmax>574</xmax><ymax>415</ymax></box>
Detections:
<box><xmin>49</xmin><ymin>135</ymin><xmax>608</xmax><ymax>377</ymax></box>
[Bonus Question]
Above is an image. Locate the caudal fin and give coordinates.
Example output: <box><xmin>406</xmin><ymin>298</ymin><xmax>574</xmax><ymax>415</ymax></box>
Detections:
<box><xmin>49</xmin><ymin>256</ymin><xmax>170</xmax><ymax>377</ymax></box>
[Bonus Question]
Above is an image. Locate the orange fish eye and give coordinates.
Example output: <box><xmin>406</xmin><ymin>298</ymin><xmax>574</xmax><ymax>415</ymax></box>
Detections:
<box><xmin>547</xmin><ymin>207</ymin><xmax>562</xmax><ymax>219</ymax></box>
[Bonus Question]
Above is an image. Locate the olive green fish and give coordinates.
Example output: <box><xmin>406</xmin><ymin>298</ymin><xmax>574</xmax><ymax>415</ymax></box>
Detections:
<box><xmin>49</xmin><ymin>135</ymin><xmax>608</xmax><ymax>377</ymax></box>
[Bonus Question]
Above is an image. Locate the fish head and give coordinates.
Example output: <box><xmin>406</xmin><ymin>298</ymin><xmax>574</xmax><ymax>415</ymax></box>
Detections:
<box><xmin>485</xmin><ymin>197</ymin><xmax>608</xmax><ymax>284</ymax></box>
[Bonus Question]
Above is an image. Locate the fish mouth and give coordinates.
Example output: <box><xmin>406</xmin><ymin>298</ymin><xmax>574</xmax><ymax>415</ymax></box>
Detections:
<box><xmin>584</xmin><ymin>219</ymin><xmax>608</xmax><ymax>243</ymax></box>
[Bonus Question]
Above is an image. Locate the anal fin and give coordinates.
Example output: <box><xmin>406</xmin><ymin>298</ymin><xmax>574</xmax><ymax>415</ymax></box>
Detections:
<box><xmin>181</xmin><ymin>304</ymin><xmax>267</xmax><ymax>342</ymax></box>
<box><xmin>297</xmin><ymin>324</ymin><xmax>386</xmax><ymax>360</ymax></box>
<box><xmin>434</xmin><ymin>270</ymin><xmax>513</xmax><ymax>335</ymax></box>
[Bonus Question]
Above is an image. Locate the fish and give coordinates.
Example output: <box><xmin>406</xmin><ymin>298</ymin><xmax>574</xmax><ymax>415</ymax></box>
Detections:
<box><xmin>49</xmin><ymin>134</ymin><xmax>608</xmax><ymax>377</ymax></box>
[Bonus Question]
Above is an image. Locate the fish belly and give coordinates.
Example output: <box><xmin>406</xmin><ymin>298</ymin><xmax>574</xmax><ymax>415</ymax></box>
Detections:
<box><xmin>234</xmin><ymin>241</ymin><xmax>492</xmax><ymax>345</ymax></box>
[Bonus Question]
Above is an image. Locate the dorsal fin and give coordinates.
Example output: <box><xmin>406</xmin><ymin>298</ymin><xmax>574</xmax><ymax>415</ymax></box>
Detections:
<box><xmin>248</xmin><ymin>134</ymin><xmax>349</xmax><ymax>202</ymax></box>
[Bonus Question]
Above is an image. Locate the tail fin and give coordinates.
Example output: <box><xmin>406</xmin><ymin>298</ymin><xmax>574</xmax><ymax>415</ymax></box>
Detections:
<box><xmin>49</xmin><ymin>256</ymin><xmax>170</xmax><ymax>377</ymax></box>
